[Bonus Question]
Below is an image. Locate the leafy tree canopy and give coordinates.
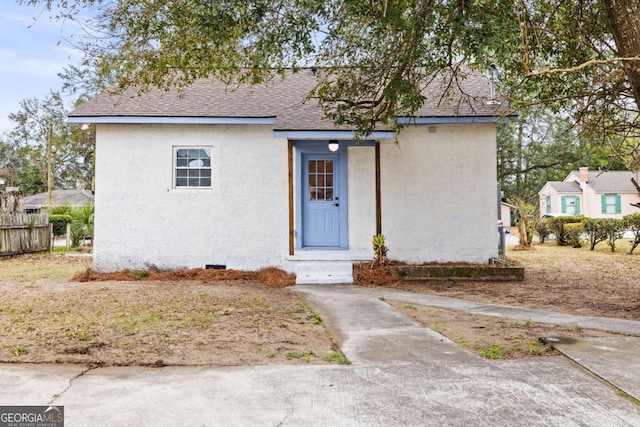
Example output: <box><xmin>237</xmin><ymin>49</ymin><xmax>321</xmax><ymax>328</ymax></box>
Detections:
<box><xmin>1</xmin><ymin>91</ymin><xmax>94</xmax><ymax>195</ymax></box>
<box><xmin>22</xmin><ymin>0</ymin><xmax>640</xmax><ymax>158</ymax></box>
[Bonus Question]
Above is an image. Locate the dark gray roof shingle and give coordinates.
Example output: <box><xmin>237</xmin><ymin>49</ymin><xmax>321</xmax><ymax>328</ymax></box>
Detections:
<box><xmin>547</xmin><ymin>182</ymin><xmax>581</xmax><ymax>193</ymax></box>
<box><xmin>582</xmin><ymin>170</ymin><xmax>640</xmax><ymax>193</ymax></box>
<box><xmin>70</xmin><ymin>69</ymin><xmax>509</xmax><ymax>130</ymax></box>
<box><xmin>23</xmin><ymin>190</ymin><xmax>95</xmax><ymax>209</ymax></box>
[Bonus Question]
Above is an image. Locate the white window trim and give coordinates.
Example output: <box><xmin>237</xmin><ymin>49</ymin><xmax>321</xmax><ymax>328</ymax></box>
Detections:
<box><xmin>604</xmin><ymin>194</ymin><xmax>618</xmax><ymax>214</ymax></box>
<box><xmin>173</xmin><ymin>146</ymin><xmax>213</xmax><ymax>189</ymax></box>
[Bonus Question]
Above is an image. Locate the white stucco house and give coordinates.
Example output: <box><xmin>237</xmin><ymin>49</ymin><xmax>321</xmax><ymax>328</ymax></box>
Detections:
<box><xmin>538</xmin><ymin>167</ymin><xmax>640</xmax><ymax>218</ymax></box>
<box><xmin>68</xmin><ymin>69</ymin><xmax>510</xmax><ymax>283</ymax></box>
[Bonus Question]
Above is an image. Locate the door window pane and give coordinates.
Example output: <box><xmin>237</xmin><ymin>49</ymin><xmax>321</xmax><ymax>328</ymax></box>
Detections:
<box><xmin>308</xmin><ymin>159</ymin><xmax>334</xmax><ymax>201</ymax></box>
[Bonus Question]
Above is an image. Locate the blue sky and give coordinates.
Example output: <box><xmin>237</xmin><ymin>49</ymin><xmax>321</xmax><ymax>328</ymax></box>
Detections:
<box><xmin>0</xmin><ymin>1</ymin><xmax>84</xmax><ymax>135</ymax></box>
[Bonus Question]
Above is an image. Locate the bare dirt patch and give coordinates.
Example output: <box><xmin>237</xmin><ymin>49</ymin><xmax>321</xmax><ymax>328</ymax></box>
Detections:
<box><xmin>0</xmin><ymin>254</ymin><xmax>341</xmax><ymax>366</ymax></box>
<box><xmin>388</xmin><ymin>301</ymin><xmax>617</xmax><ymax>359</ymax></box>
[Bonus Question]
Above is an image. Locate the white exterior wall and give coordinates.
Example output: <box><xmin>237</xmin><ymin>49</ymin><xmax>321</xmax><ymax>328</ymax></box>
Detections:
<box><xmin>500</xmin><ymin>204</ymin><xmax>512</xmax><ymax>226</ymax></box>
<box><xmin>584</xmin><ymin>188</ymin><xmax>639</xmax><ymax>218</ymax></box>
<box><xmin>538</xmin><ymin>184</ymin><xmax>560</xmax><ymax>215</ymax></box>
<box><xmin>93</xmin><ymin>124</ymin><xmax>289</xmax><ymax>272</ymax></box>
<box><xmin>347</xmin><ymin>146</ymin><xmax>377</xmax><ymax>250</ymax></box>
<box><xmin>583</xmin><ymin>186</ymin><xmax>599</xmax><ymax>217</ymax></box>
<box><xmin>380</xmin><ymin>124</ymin><xmax>498</xmax><ymax>263</ymax></box>
<box><xmin>619</xmin><ymin>194</ymin><xmax>640</xmax><ymax>217</ymax></box>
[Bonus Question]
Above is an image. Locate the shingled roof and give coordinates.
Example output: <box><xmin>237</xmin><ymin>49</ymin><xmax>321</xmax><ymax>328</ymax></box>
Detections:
<box><xmin>579</xmin><ymin>170</ymin><xmax>639</xmax><ymax>193</ymax></box>
<box><xmin>544</xmin><ymin>169</ymin><xmax>640</xmax><ymax>195</ymax></box>
<box><xmin>23</xmin><ymin>189</ymin><xmax>94</xmax><ymax>209</ymax></box>
<box><xmin>69</xmin><ymin>68</ymin><xmax>509</xmax><ymax>131</ymax></box>
<box><xmin>546</xmin><ymin>181</ymin><xmax>582</xmax><ymax>193</ymax></box>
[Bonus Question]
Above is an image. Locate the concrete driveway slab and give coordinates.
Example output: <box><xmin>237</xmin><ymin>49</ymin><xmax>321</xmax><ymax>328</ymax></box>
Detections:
<box><xmin>545</xmin><ymin>336</ymin><xmax>640</xmax><ymax>402</ymax></box>
<box><xmin>0</xmin><ymin>364</ymin><xmax>87</xmax><ymax>405</ymax></box>
<box><xmin>4</xmin><ymin>358</ymin><xmax>634</xmax><ymax>426</ymax></box>
<box><xmin>341</xmin><ymin>327</ymin><xmax>477</xmax><ymax>365</ymax></box>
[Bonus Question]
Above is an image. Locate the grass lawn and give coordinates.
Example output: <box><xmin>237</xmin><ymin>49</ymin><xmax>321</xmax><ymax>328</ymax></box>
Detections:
<box><xmin>0</xmin><ymin>253</ymin><xmax>342</xmax><ymax>366</ymax></box>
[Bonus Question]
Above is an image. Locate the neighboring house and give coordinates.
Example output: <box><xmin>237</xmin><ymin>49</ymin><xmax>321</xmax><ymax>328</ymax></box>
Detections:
<box><xmin>68</xmin><ymin>69</ymin><xmax>511</xmax><ymax>283</ymax></box>
<box><xmin>500</xmin><ymin>202</ymin><xmax>515</xmax><ymax>226</ymax></box>
<box><xmin>538</xmin><ymin>167</ymin><xmax>640</xmax><ymax>218</ymax></box>
<box><xmin>23</xmin><ymin>189</ymin><xmax>95</xmax><ymax>214</ymax></box>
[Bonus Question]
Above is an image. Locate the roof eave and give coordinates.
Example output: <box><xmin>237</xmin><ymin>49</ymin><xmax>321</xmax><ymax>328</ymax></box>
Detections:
<box><xmin>272</xmin><ymin>130</ymin><xmax>396</xmax><ymax>140</ymax></box>
<box><xmin>396</xmin><ymin>115</ymin><xmax>516</xmax><ymax>125</ymax></box>
<box><xmin>67</xmin><ymin>116</ymin><xmax>277</xmax><ymax>125</ymax></box>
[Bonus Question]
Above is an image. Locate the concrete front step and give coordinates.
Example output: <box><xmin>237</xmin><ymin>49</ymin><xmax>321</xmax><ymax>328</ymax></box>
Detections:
<box><xmin>294</xmin><ymin>261</ymin><xmax>354</xmax><ymax>284</ymax></box>
<box><xmin>287</xmin><ymin>250</ymin><xmax>372</xmax><ymax>285</ymax></box>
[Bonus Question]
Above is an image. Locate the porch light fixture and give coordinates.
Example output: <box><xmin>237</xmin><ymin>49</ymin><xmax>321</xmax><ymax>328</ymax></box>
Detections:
<box><xmin>328</xmin><ymin>140</ymin><xmax>339</xmax><ymax>152</ymax></box>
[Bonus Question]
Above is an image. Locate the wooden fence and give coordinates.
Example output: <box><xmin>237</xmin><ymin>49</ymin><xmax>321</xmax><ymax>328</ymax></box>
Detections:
<box><xmin>0</xmin><ymin>214</ymin><xmax>51</xmax><ymax>256</ymax></box>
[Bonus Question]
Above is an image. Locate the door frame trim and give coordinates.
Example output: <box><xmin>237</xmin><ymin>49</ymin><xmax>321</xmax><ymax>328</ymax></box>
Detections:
<box><xmin>294</xmin><ymin>141</ymin><xmax>348</xmax><ymax>250</ymax></box>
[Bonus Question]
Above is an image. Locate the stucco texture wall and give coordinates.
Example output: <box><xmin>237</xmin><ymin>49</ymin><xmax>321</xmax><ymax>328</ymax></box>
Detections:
<box><xmin>93</xmin><ymin>124</ymin><xmax>289</xmax><ymax>272</ymax></box>
<box><xmin>379</xmin><ymin>124</ymin><xmax>498</xmax><ymax>264</ymax></box>
<box><xmin>347</xmin><ymin>146</ymin><xmax>377</xmax><ymax>250</ymax></box>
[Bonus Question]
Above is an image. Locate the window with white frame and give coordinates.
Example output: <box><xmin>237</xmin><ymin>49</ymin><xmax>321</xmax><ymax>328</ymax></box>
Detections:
<box><xmin>561</xmin><ymin>195</ymin><xmax>580</xmax><ymax>215</ymax></box>
<box><xmin>174</xmin><ymin>147</ymin><xmax>212</xmax><ymax>188</ymax></box>
<box><xmin>602</xmin><ymin>194</ymin><xmax>621</xmax><ymax>214</ymax></box>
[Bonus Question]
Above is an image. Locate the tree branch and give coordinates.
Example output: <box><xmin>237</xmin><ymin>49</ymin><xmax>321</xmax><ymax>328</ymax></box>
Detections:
<box><xmin>527</xmin><ymin>57</ymin><xmax>640</xmax><ymax>77</ymax></box>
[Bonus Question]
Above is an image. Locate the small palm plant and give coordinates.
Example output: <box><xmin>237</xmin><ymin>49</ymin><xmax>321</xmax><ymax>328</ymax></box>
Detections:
<box><xmin>372</xmin><ymin>234</ymin><xmax>388</xmax><ymax>266</ymax></box>
<box><xmin>70</xmin><ymin>204</ymin><xmax>95</xmax><ymax>246</ymax></box>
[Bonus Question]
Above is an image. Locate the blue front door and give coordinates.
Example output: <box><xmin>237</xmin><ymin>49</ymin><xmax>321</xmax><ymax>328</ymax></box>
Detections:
<box><xmin>302</xmin><ymin>154</ymin><xmax>341</xmax><ymax>247</ymax></box>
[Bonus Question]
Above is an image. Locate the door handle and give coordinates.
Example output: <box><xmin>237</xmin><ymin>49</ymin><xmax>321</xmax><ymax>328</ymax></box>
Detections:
<box><xmin>334</xmin><ymin>203</ymin><xmax>339</xmax><ymax>207</ymax></box>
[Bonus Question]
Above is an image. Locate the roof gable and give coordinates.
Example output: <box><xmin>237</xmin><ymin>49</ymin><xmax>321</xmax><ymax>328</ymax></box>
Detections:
<box><xmin>546</xmin><ymin>181</ymin><xmax>582</xmax><ymax>193</ymax></box>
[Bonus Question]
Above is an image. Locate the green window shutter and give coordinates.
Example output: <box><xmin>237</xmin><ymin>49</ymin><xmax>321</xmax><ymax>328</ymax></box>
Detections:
<box><xmin>575</xmin><ymin>196</ymin><xmax>581</xmax><ymax>214</ymax></box>
<box><xmin>561</xmin><ymin>196</ymin><xmax>566</xmax><ymax>214</ymax></box>
<box><xmin>601</xmin><ymin>194</ymin><xmax>607</xmax><ymax>214</ymax></box>
<box><xmin>616</xmin><ymin>194</ymin><xmax>621</xmax><ymax>214</ymax></box>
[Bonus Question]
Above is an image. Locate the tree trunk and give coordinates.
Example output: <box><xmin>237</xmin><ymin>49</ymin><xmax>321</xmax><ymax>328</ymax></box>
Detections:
<box><xmin>47</xmin><ymin>123</ymin><xmax>53</xmax><ymax>206</ymax></box>
<box><xmin>516</xmin><ymin>117</ymin><xmax>524</xmax><ymax>191</ymax></box>
<box><xmin>632</xmin><ymin>177</ymin><xmax>640</xmax><ymax>210</ymax></box>
<box><xmin>0</xmin><ymin>190</ymin><xmax>23</xmax><ymax>214</ymax></box>
<box><xmin>602</xmin><ymin>0</ymin><xmax>640</xmax><ymax>107</ymax></box>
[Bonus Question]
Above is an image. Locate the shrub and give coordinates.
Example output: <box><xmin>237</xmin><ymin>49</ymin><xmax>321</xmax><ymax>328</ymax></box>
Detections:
<box><xmin>70</xmin><ymin>204</ymin><xmax>94</xmax><ymax>246</ymax></box>
<box><xmin>511</xmin><ymin>196</ymin><xmax>538</xmax><ymax>247</ymax></box>
<box><xmin>601</xmin><ymin>218</ymin><xmax>626</xmax><ymax>252</ymax></box>
<box><xmin>49</xmin><ymin>204</ymin><xmax>94</xmax><ymax>246</ymax></box>
<box><xmin>546</xmin><ymin>215</ymin><xmax>584</xmax><ymax>246</ymax></box>
<box><xmin>48</xmin><ymin>204</ymin><xmax>72</xmax><ymax>216</ymax></box>
<box><xmin>624</xmin><ymin>213</ymin><xmax>640</xmax><ymax>254</ymax></box>
<box><xmin>49</xmin><ymin>214</ymin><xmax>72</xmax><ymax>236</ymax></box>
<box><xmin>564</xmin><ymin>222</ymin><xmax>584</xmax><ymax>248</ymax></box>
<box><xmin>535</xmin><ymin>220</ymin><xmax>550</xmax><ymax>244</ymax></box>
<box><xmin>583</xmin><ymin>218</ymin><xmax>607</xmax><ymax>250</ymax></box>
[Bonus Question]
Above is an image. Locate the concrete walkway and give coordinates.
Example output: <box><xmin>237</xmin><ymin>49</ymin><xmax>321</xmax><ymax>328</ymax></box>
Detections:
<box><xmin>293</xmin><ymin>284</ymin><xmax>640</xmax><ymax>404</ymax></box>
<box><xmin>1</xmin><ymin>284</ymin><xmax>640</xmax><ymax>426</ymax></box>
